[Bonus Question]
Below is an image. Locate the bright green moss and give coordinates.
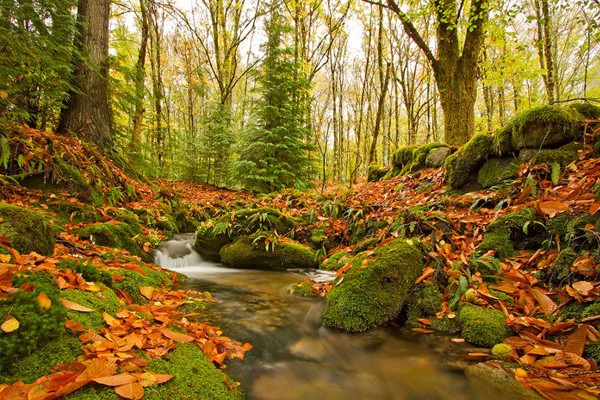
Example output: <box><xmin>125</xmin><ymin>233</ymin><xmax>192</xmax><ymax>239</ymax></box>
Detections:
<box><xmin>354</xmin><ymin>237</ymin><xmax>379</xmax><ymax>254</ymax></box>
<box><xmin>493</xmin><ymin>106</ymin><xmax>583</xmax><ymax>155</ymax></box>
<box><xmin>310</xmin><ymin>228</ymin><xmax>326</xmax><ymax>248</ymax></box>
<box><xmin>112</xmin><ymin>266</ymin><xmax>171</xmax><ymax>303</ymax></box>
<box><xmin>572</xmin><ymin>102</ymin><xmax>600</xmax><ymax>120</ymax></box>
<box><xmin>458</xmin><ymin>303</ymin><xmax>510</xmax><ymax>347</ymax></box>
<box><xmin>400</xmin><ymin>143</ymin><xmax>447</xmax><ymax>175</ymax></box>
<box><xmin>321</xmin><ymin>239</ymin><xmax>423</xmax><ymax>332</ymax></box>
<box><xmin>60</xmin><ymin>288</ymin><xmax>121</xmax><ymax>331</ymax></box>
<box><xmin>289</xmin><ymin>281</ymin><xmax>318</xmax><ymax>297</ymax></box>
<box><xmin>527</xmin><ymin>141</ymin><xmax>581</xmax><ymax>167</ymax></box>
<box><xmin>582</xmin><ymin>302</ymin><xmax>600</xmax><ymax>319</ymax></box>
<box><xmin>444</xmin><ymin>134</ymin><xmax>493</xmax><ymax>189</ymax></box>
<box><xmin>0</xmin><ymin>202</ymin><xmax>56</xmax><ymax>255</ymax></box>
<box><xmin>220</xmin><ymin>233</ymin><xmax>317</xmax><ymax>270</ymax></box>
<box><xmin>74</xmin><ymin>222</ymin><xmax>142</xmax><ymax>257</ymax></box>
<box><xmin>106</xmin><ymin>208</ymin><xmax>142</xmax><ymax>233</ymax></box>
<box><xmin>0</xmin><ymin>272</ymin><xmax>66</xmax><ymax>367</ymax></box>
<box><xmin>321</xmin><ymin>251</ymin><xmax>351</xmax><ymax>271</ymax></box>
<box><xmin>406</xmin><ymin>284</ymin><xmax>443</xmax><ymax>325</ymax></box>
<box><xmin>0</xmin><ymin>336</ymin><xmax>82</xmax><ymax>384</ymax></box>
<box><xmin>367</xmin><ymin>163</ymin><xmax>389</xmax><ymax>182</ymax></box>
<box><xmin>58</xmin><ymin>259</ymin><xmax>113</xmax><ymax>287</ymax></box>
<box><xmin>477</xmin><ymin>157</ymin><xmax>520</xmax><ymax>188</ymax></box>
<box><xmin>491</xmin><ymin>343</ymin><xmax>513</xmax><ymax>358</ymax></box>
<box><xmin>584</xmin><ymin>341</ymin><xmax>600</xmax><ymax>362</ymax></box>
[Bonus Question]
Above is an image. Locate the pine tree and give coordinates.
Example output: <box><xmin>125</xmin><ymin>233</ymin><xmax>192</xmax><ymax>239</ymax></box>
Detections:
<box><xmin>236</xmin><ymin>0</ymin><xmax>314</xmax><ymax>193</ymax></box>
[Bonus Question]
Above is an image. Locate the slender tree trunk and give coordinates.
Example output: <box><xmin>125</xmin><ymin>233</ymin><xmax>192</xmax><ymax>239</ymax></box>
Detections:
<box><xmin>58</xmin><ymin>0</ymin><xmax>112</xmax><ymax>149</ymax></box>
<box><xmin>132</xmin><ymin>0</ymin><xmax>149</xmax><ymax>148</ymax></box>
<box><xmin>368</xmin><ymin>63</ymin><xmax>390</xmax><ymax>165</ymax></box>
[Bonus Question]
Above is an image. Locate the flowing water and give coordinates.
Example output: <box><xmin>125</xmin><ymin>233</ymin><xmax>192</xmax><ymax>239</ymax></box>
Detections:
<box><xmin>156</xmin><ymin>235</ymin><xmax>524</xmax><ymax>400</ymax></box>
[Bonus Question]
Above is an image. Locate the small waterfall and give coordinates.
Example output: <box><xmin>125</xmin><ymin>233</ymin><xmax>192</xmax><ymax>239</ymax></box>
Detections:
<box><xmin>154</xmin><ymin>233</ymin><xmax>203</xmax><ymax>269</ymax></box>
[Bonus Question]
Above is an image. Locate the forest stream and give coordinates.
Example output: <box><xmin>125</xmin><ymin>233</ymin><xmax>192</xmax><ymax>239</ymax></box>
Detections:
<box><xmin>155</xmin><ymin>235</ymin><xmax>530</xmax><ymax>400</ymax></box>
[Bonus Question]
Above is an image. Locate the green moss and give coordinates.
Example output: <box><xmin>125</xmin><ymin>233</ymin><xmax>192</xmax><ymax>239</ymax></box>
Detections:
<box><xmin>458</xmin><ymin>303</ymin><xmax>510</xmax><ymax>348</ymax></box>
<box><xmin>112</xmin><ymin>266</ymin><xmax>171</xmax><ymax>303</ymax></box>
<box><xmin>381</xmin><ymin>165</ymin><xmax>401</xmax><ymax>180</ymax></box>
<box><xmin>310</xmin><ymin>228</ymin><xmax>326</xmax><ymax>248</ymax></box>
<box><xmin>321</xmin><ymin>239</ymin><xmax>423</xmax><ymax>332</ymax></box>
<box><xmin>493</xmin><ymin>106</ymin><xmax>583</xmax><ymax>155</ymax></box>
<box><xmin>561</xmin><ymin>301</ymin><xmax>587</xmax><ymax>320</ymax></box>
<box><xmin>75</xmin><ymin>222</ymin><xmax>144</xmax><ymax>258</ymax></box>
<box><xmin>477</xmin><ymin>157</ymin><xmax>520</xmax><ymax>188</ymax></box>
<box><xmin>54</xmin><ymin>161</ymin><xmax>103</xmax><ymax>207</ymax></box>
<box><xmin>390</xmin><ymin>143</ymin><xmax>446</xmax><ymax>175</ymax></box>
<box><xmin>289</xmin><ymin>281</ymin><xmax>318</xmax><ymax>297</ymax></box>
<box><xmin>67</xmin><ymin>343</ymin><xmax>241</xmax><ymax>400</ymax></box>
<box><xmin>354</xmin><ymin>237</ymin><xmax>379</xmax><ymax>254</ymax></box>
<box><xmin>444</xmin><ymin>134</ymin><xmax>493</xmax><ymax>189</ymax></box>
<box><xmin>542</xmin><ymin>248</ymin><xmax>578</xmax><ymax>285</ymax></box>
<box><xmin>0</xmin><ymin>272</ymin><xmax>66</xmax><ymax>367</ymax></box>
<box><xmin>58</xmin><ymin>259</ymin><xmax>113</xmax><ymax>287</ymax></box>
<box><xmin>0</xmin><ymin>202</ymin><xmax>56</xmax><ymax>255</ymax></box>
<box><xmin>572</xmin><ymin>102</ymin><xmax>600</xmax><ymax>120</ymax></box>
<box><xmin>60</xmin><ymin>288</ymin><xmax>121</xmax><ymax>331</ymax></box>
<box><xmin>582</xmin><ymin>302</ymin><xmax>600</xmax><ymax>319</ymax></box>
<box><xmin>490</xmin><ymin>289</ymin><xmax>515</xmax><ymax>307</ymax></box>
<box><xmin>584</xmin><ymin>341</ymin><xmax>600</xmax><ymax>362</ymax></box>
<box><xmin>529</xmin><ymin>141</ymin><xmax>581</xmax><ymax>166</ymax></box>
<box><xmin>406</xmin><ymin>284</ymin><xmax>443</xmax><ymax>323</ymax></box>
<box><xmin>491</xmin><ymin>343</ymin><xmax>513</xmax><ymax>358</ymax></box>
<box><xmin>220</xmin><ymin>233</ymin><xmax>318</xmax><ymax>270</ymax></box>
<box><xmin>0</xmin><ymin>335</ymin><xmax>82</xmax><ymax>384</ymax></box>
<box><xmin>367</xmin><ymin>163</ymin><xmax>389</xmax><ymax>182</ymax></box>
<box><xmin>321</xmin><ymin>251</ymin><xmax>351</xmax><ymax>271</ymax></box>
<box><xmin>106</xmin><ymin>208</ymin><xmax>142</xmax><ymax>234</ymax></box>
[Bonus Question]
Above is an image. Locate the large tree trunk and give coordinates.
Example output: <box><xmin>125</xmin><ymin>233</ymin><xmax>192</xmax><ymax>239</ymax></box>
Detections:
<box><xmin>132</xmin><ymin>0</ymin><xmax>149</xmax><ymax>148</ymax></box>
<box><xmin>58</xmin><ymin>0</ymin><xmax>112</xmax><ymax>149</ymax></box>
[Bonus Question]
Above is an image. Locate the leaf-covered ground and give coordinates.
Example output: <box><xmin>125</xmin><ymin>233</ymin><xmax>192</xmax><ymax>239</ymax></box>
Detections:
<box><xmin>1</xmin><ymin>122</ymin><xmax>600</xmax><ymax>399</ymax></box>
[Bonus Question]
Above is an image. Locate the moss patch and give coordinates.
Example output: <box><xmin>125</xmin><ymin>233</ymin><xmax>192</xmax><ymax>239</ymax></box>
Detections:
<box><xmin>391</xmin><ymin>143</ymin><xmax>447</xmax><ymax>176</ymax></box>
<box><xmin>572</xmin><ymin>102</ymin><xmax>600</xmax><ymax>120</ymax></box>
<box><xmin>444</xmin><ymin>134</ymin><xmax>493</xmax><ymax>189</ymax></box>
<box><xmin>75</xmin><ymin>222</ymin><xmax>144</xmax><ymax>258</ymax></box>
<box><xmin>458</xmin><ymin>303</ymin><xmax>510</xmax><ymax>347</ymax></box>
<box><xmin>477</xmin><ymin>157</ymin><xmax>520</xmax><ymax>188</ymax></box>
<box><xmin>220</xmin><ymin>234</ymin><xmax>318</xmax><ymax>270</ymax></box>
<box><xmin>493</xmin><ymin>106</ymin><xmax>583</xmax><ymax>155</ymax></box>
<box><xmin>0</xmin><ymin>202</ymin><xmax>56</xmax><ymax>255</ymax></box>
<box><xmin>60</xmin><ymin>288</ymin><xmax>121</xmax><ymax>331</ymax></box>
<box><xmin>367</xmin><ymin>163</ymin><xmax>389</xmax><ymax>182</ymax></box>
<box><xmin>289</xmin><ymin>281</ymin><xmax>318</xmax><ymax>297</ymax></box>
<box><xmin>321</xmin><ymin>251</ymin><xmax>351</xmax><ymax>271</ymax></box>
<box><xmin>321</xmin><ymin>239</ymin><xmax>423</xmax><ymax>332</ymax></box>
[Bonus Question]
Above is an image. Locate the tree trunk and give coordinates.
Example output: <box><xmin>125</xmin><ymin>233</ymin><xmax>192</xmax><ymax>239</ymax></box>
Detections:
<box><xmin>58</xmin><ymin>0</ymin><xmax>112</xmax><ymax>149</ymax></box>
<box><xmin>132</xmin><ymin>0</ymin><xmax>149</xmax><ymax>148</ymax></box>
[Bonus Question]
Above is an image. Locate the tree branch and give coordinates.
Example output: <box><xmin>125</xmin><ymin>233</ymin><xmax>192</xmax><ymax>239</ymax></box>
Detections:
<box><xmin>362</xmin><ymin>0</ymin><xmax>437</xmax><ymax>66</ymax></box>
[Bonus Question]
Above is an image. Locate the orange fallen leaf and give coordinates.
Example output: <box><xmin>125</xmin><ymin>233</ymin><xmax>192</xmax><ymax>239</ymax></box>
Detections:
<box><xmin>103</xmin><ymin>312</ymin><xmax>121</xmax><ymax>327</ymax></box>
<box><xmin>1</xmin><ymin>317</ymin><xmax>19</xmax><ymax>333</ymax></box>
<box><xmin>57</xmin><ymin>276</ymin><xmax>69</xmax><ymax>290</ymax></box>
<box><xmin>93</xmin><ymin>373</ymin><xmax>137</xmax><ymax>387</ymax></box>
<box><xmin>115</xmin><ymin>382</ymin><xmax>145</xmax><ymax>400</ymax></box>
<box><xmin>160</xmin><ymin>328</ymin><xmax>194</xmax><ymax>343</ymax></box>
<box><xmin>410</xmin><ymin>328</ymin><xmax>434</xmax><ymax>334</ymax></box>
<box><xmin>65</xmin><ymin>320</ymin><xmax>85</xmax><ymax>333</ymax></box>
<box><xmin>59</xmin><ymin>298</ymin><xmax>93</xmax><ymax>312</ymax></box>
<box><xmin>135</xmin><ymin>372</ymin><xmax>173</xmax><ymax>387</ymax></box>
<box><xmin>37</xmin><ymin>292</ymin><xmax>52</xmax><ymax>310</ymax></box>
<box><xmin>417</xmin><ymin>318</ymin><xmax>432</xmax><ymax>326</ymax></box>
<box><xmin>139</xmin><ymin>286</ymin><xmax>155</xmax><ymax>300</ymax></box>
<box><xmin>537</xmin><ymin>201</ymin><xmax>570</xmax><ymax>218</ymax></box>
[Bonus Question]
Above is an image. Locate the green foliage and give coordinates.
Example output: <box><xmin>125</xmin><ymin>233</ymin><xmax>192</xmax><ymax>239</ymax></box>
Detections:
<box><xmin>0</xmin><ymin>272</ymin><xmax>66</xmax><ymax>367</ymax></box>
<box><xmin>458</xmin><ymin>303</ymin><xmax>510</xmax><ymax>347</ymax></box>
<box><xmin>321</xmin><ymin>239</ymin><xmax>423</xmax><ymax>332</ymax></box>
<box><xmin>0</xmin><ymin>202</ymin><xmax>56</xmax><ymax>255</ymax></box>
<box><xmin>0</xmin><ymin>0</ymin><xmax>76</xmax><ymax>127</ymax></box>
<box><xmin>235</xmin><ymin>2</ymin><xmax>314</xmax><ymax>193</ymax></box>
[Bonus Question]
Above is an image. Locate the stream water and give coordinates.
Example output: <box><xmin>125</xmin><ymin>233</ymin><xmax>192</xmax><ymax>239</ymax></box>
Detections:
<box><xmin>155</xmin><ymin>235</ymin><xmax>522</xmax><ymax>400</ymax></box>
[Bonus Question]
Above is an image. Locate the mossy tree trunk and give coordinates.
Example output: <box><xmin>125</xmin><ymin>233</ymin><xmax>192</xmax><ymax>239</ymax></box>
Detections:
<box><xmin>58</xmin><ymin>0</ymin><xmax>112</xmax><ymax>150</ymax></box>
<box><xmin>364</xmin><ymin>0</ymin><xmax>488</xmax><ymax>146</ymax></box>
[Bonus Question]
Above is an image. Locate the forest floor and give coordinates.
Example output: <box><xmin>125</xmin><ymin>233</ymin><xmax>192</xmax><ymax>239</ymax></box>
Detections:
<box><xmin>1</xmin><ymin>124</ymin><xmax>600</xmax><ymax>399</ymax></box>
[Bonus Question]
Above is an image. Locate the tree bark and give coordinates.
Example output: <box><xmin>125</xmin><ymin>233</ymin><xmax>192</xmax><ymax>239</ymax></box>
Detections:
<box><xmin>132</xmin><ymin>0</ymin><xmax>149</xmax><ymax>148</ymax></box>
<box><xmin>58</xmin><ymin>0</ymin><xmax>112</xmax><ymax>149</ymax></box>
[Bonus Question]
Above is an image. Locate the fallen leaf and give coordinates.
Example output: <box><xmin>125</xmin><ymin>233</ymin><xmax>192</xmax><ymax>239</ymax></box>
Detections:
<box><xmin>537</xmin><ymin>201</ymin><xmax>570</xmax><ymax>218</ymax></box>
<box><xmin>417</xmin><ymin>318</ymin><xmax>432</xmax><ymax>326</ymax></box>
<box><xmin>530</xmin><ymin>289</ymin><xmax>558</xmax><ymax>314</ymax></box>
<box><xmin>57</xmin><ymin>276</ymin><xmax>69</xmax><ymax>290</ymax></box>
<box><xmin>410</xmin><ymin>328</ymin><xmax>434</xmax><ymax>334</ymax></box>
<box><xmin>565</xmin><ymin>325</ymin><xmax>589</xmax><ymax>357</ymax></box>
<box><xmin>160</xmin><ymin>328</ymin><xmax>194</xmax><ymax>343</ymax></box>
<box><xmin>103</xmin><ymin>312</ymin><xmax>121</xmax><ymax>327</ymax></box>
<box><xmin>93</xmin><ymin>373</ymin><xmax>137</xmax><ymax>387</ymax></box>
<box><xmin>65</xmin><ymin>320</ymin><xmax>85</xmax><ymax>333</ymax></box>
<box><xmin>59</xmin><ymin>298</ymin><xmax>93</xmax><ymax>312</ymax></box>
<box><xmin>1</xmin><ymin>317</ymin><xmax>19</xmax><ymax>333</ymax></box>
<box><xmin>139</xmin><ymin>287</ymin><xmax>155</xmax><ymax>300</ymax></box>
<box><xmin>37</xmin><ymin>292</ymin><xmax>52</xmax><ymax>310</ymax></box>
<box><xmin>115</xmin><ymin>382</ymin><xmax>144</xmax><ymax>400</ymax></box>
<box><xmin>135</xmin><ymin>372</ymin><xmax>173</xmax><ymax>387</ymax></box>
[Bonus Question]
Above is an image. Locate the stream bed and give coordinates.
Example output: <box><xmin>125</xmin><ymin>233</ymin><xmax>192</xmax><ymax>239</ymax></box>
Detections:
<box><xmin>156</xmin><ymin>235</ymin><xmax>526</xmax><ymax>400</ymax></box>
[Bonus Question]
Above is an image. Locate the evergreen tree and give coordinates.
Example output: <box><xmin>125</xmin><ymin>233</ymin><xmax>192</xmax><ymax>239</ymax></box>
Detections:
<box><xmin>236</xmin><ymin>0</ymin><xmax>314</xmax><ymax>193</ymax></box>
<box><xmin>0</xmin><ymin>0</ymin><xmax>76</xmax><ymax>129</ymax></box>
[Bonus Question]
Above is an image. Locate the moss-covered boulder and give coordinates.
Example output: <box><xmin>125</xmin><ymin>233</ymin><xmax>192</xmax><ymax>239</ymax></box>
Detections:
<box><xmin>518</xmin><ymin>141</ymin><xmax>581</xmax><ymax>167</ymax></box>
<box><xmin>493</xmin><ymin>106</ymin><xmax>584</xmax><ymax>156</ymax></box>
<box><xmin>573</xmin><ymin>102</ymin><xmax>600</xmax><ymax>120</ymax></box>
<box><xmin>220</xmin><ymin>234</ymin><xmax>317</xmax><ymax>270</ymax></box>
<box><xmin>321</xmin><ymin>239</ymin><xmax>423</xmax><ymax>332</ymax></box>
<box><xmin>476</xmin><ymin>207</ymin><xmax>542</xmax><ymax>260</ymax></box>
<box><xmin>194</xmin><ymin>226</ymin><xmax>232</xmax><ymax>262</ymax></box>
<box><xmin>0</xmin><ymin>203</ymin><xmax>56</xmax><ymax>255</ymax></box>
<box><xmin>367</xmin><ymin>163</ymin><xmax>389</xmax><ymax>182</ymax></box>
<box><xmin>321</xmin><ymin>251</ymin><xmax>351</xmax><ymax>271</ymax></box>
<box><xmin>458</xmin><ymin>303</ymin><xmax>510</xmax><ymax>347</ymax></box>
<box><xmin>444</xmin><ymin>134</ymin><xmax>493</xmax><ymax>189</ymax></box>
<box><xmin>391</xmin><ymin>143</ymin><xmax>447</xmax><ymax>176</ymax></box>
<box><xmin>477</xmin><ymin>157</ymin><xmax>520</xmax><ymax>188</ymax></box>
<box><xmin>425</xmin><ymin>146</ymin><xmax>454</xmax><ymax>168</ymax></box>
<box><xmin>74</xmin><ymin>222</ymin><xmax>146</xmax><ymax>259</ymax></box>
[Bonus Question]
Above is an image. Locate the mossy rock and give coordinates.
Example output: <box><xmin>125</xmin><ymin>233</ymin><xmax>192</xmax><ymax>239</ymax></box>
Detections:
<box><xmin>406</xmin><ymin>283</ymin><xmax>443</xmax><ymax>325</ymax></box>
<box><xmin>105</xmin><ymin>208</ymin><xmax>142</xmax><ymax>234</ymax></box>
<box><xmin>321</xmin><ymin>251</ymin><xmax>351</xmax><ymax>271</ymax></box>
<box><xmin>391</xmin><ymin>143</ymin><xmax>447</xmax><ymax>175</ymax></box>
<box><xmin>112</xmin><ymin>266</ymin><xmax>172</xmax><ymax>303</ymax></box>
<box><xmin>74</xmin><ymin>222</ymin><xmax>146</xmax><ymax>259</ymax></box>
<box><xmin>321</xmin><ymin>239</ymin><xmax>423</xmax><ymax>332</ymax></box>
<box><xmin>465</xmin><ymin>363</ymin><xmax>544</xmax><ymax>400</ymax></box>
<box><xmin>444</xmin><ymin>134</ymin><xmax>493</xmax><ymax>189</ymax></box>
<box><xmin>0</xmin><ymin>202</ymin><xmax>56</xmax><ymax>256</ymax></box>
<box><xmin>194</xmin><ymin>226</ymin><xmax>232</xmax><ymax>262</ymax></box>
<box><xmin>220</xmin><ymin>234</ymin><xmax>318</xmax><ymax>270</ymax></box>
<box><xmin>289</xmin><ymin>281</ymin><xmax>318</xmax><ymax>297</ymax></box>
<box><xmin>518</xmin><ymin>141</ymin><xmax>581</xmax><ymax>167</ymax></box>
<box><xmin>477</xmin><ymin>157</ymin><xmax>520</xmax><ymax>188</ymax></box>
<box><xmin>354</xmin><ymin>237</ymin><xmax>379</xmax><ymax>254</ymax></box>
<box><xmin>367</xmin><ymin>163</ymin><xmax>389</xmax><ymax>182</ymax></box>
<box><xmin>572</xmin><ymin>102</ymin><xmax>600</xmax><ymax>120</ymax></box>
<box><xmin>425</xmin><ymin>146</ymin><xmax>454</xmax><ymax>168</ymax></box>
<box><xmin>53</xmin><ymin>161</ymin><xmax>104</xmax><ymax>207</ymax></box>
<box><xmin>60</xmin><ymin>288</ymin><xmax>121</xmax><ymax>331</ymax></box>
<box><xmin>493</xmin><ymin>106</ymin><xmax>584</xmax><ymax>156</ymax></box>
<box><xmin>458</xmin><ymin>303</ymin><xmax>510</xmax><ymax>347</ymax></box>
<box><xmin>477</xmin><ymin>207</ymin><xmax>543</xmax><ymax>260</ymax></box>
